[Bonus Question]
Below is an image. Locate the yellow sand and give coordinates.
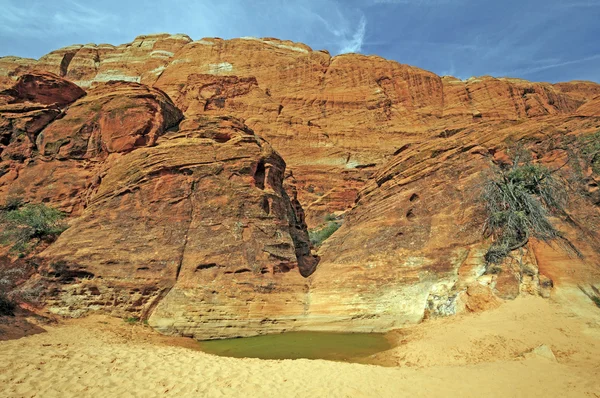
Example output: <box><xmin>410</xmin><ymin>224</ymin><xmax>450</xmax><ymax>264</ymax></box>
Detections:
<box><xmin>1</xmin><ymin>291</ymin><xmax>599</xmax><ymax>397</ymax></box>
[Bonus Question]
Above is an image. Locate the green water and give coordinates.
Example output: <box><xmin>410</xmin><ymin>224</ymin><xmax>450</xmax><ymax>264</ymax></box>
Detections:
<box><xmin>198</xmin><ymin>332</ymin><xmax>393</xmax><ymax>363</ymax></box>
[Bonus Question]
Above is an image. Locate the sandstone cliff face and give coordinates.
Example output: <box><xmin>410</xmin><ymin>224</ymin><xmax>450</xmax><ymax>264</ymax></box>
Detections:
<box><xmin>0</xmin><ymin>75</ymin><xmax>183</xmax><ymax>214</ymax></box>
<box><xmin>307</xmin><ymin>115</ymin><xmax>600</xmax><ymax>330</ymax></box>
<box><xmin>576</xmin><ymin>96</ymin><xmax>600</xmax><ymax>116</ymax></box>
<box><xmin>1</xmin><ymin>37</ymin><xmax>599</xmax><ymax>338</ymax></box>
<box><xmin>0</xmin><ymin>73</ymin><xmax>86</xmax><ymax>210</ymax></box>
<box><xmin>34</xmin><ymin>34</ymin><xmax>193</xmax><ymax>88</ymax></box>
<box><xmin>0</xmin><ymin>74</ymin><xmax>318</xmax><ymax>336</ymax></box>
<box><xmin>3</xmin><ymin>35</ymin><xmax>598</xmax><ymax>224</ymax></box>
<box><xmin>37</xmin><ymin>115</ymin><xmax>317</xmax><ymax>328</ymax></box>
<box><xmin>36</xmin><ymin>81</ymin><xmax>182</xmax><ymax>159</ymax></box>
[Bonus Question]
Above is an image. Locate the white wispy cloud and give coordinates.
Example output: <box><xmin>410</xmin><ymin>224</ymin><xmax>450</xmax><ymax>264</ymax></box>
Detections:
<box><xmin>339</xmin><ymin>15</ymin><xmax>367</xmax><ymax>53</ymax></box>
<box><xmin>371</xmin><ymin>0</ymin><xmax>457</xmax><ymax>4</ymax></box>
<box><xmin>0</xmin><ymin>0</ymin><xmax>117</xmax><ymax>37</ymax></box>
<box><xmin>556</xmin><ymin>1</ymin><xmax>600</xmax><ymax>7</ymax></box>
<box><xmin>161</xmin><ymin>0</ymin><xmax>367</xmax><ymax>55</ymax></box>
<box><xmin>0</xmin><ymin>0</ymin><xmax>369</xmax><ymax>57</ymax></box>
<box><xmin>500</xmin><ymin>54</ymin><xmax>600</xmax><ymax>77</ymax></box>
<box><xmin>53</xmin><ymin>1</ymin><xmax>115</xmax><ymax>29</ymax></box>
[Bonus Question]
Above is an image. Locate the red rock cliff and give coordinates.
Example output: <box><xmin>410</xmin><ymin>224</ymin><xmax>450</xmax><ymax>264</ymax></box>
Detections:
<box><xmin>3</xmin><ymin>34</ymin><xmax>598</xmax><ymax>224</ymax></box>
<box><xmin>1</xmin><ymin>36</ymin><xmax>599</xmax><ymax>337</ymax></box>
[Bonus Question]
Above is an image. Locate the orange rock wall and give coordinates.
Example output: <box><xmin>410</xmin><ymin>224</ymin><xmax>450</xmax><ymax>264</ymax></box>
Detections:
<box><xmin>1</xmin><ymin>36</ymin><xmax>599</xmax><ymax>337</ymax></box>
<box><xmin>3</xmin><ymin>35</ymin><xmax>598</xmax><ymax>224</ymax></box>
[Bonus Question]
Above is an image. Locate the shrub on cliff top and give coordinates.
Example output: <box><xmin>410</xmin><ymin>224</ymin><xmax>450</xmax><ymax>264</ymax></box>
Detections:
<box><xmin>0</xmin><ymin>202</ymin><xmax>67</xmax><ymax>253</ymax></box>
<box><xmin>481</xmin><ymin>148</ymin><xmax>577</xmax><ymax>264</ymax></box>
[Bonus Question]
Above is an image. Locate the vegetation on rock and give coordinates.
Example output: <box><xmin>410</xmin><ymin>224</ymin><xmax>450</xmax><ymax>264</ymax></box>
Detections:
<box><xmin>309</xmin><ymin>219</ymin><xmax>342</xmax><ymax>248</ymax></box>
<box><xmin>580</xmin><ymin>131</ymin><xmax>600</xmax><ymax>175</ymax></box>
<box><xmin>0</xmin><ymin>200</ymin><xmax>67</xmax><ymax>253</ymax></box>
<box><xmin>481</xmin><ymin>148</ymin><xmax>573</xmax><ymax>264</ymax></box>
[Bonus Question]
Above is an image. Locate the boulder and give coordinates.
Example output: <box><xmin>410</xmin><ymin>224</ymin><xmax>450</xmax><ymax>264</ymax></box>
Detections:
<box><xmin>37</xmin><ymin>116</ymin><xmax>318</xmax><ymax>339</ymax></box>
<box><xmin>0</xmin><ymin>72</ymin><xmax>85</xmax><ymax>107</ymax></box>
<box><xmin>36</xmin><ymin>81</ymin><xmax>182</xmax><ymax>159</ymax></box>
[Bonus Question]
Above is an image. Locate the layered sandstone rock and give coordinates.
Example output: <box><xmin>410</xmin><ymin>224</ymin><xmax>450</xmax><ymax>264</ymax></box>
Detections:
<box><xmin>37</xmin><ymin>81</ymin><xmax>182</xmax><ymax>159</ymax></box>
<box><xmin>36</xmin><ymin>116</ymin><xmax>318</xmax><ymax>333</ymax></box>
<box><xmin>0</xmin><ymin>103</ymin><xmax>60</xmax><ymax>162</ymax></box>
<box><xmin>576</xmin><ymin>96</ymin><xmax>600</xmax><ymax>116</ymax></box>
<box><xmin>0</xmin><ymin>73</ymin><xmax>84</xmax><ymax>207</ymax></box>
<box><xmin>0</xmin><ymin>56</ymin><xmax>37</xmax><ymax>90</ymax></box>
<box><xmin>0</xmin><ymin>73</ymin><xmax>319</xmax><ymax>339</ymax></box>
<box><xmin>1</xmin><ymin>36</ymin><xmax>599</xmax><ymax>339</ymax></box>
<box><xmin>4</xmin><ymin>35</ymin><xmax>599</xmax><ymax>224</ymax></box>
<box><xmin>0</xmin><ymin>78</ymin><xmax>183</xmax><ymax>214</ymax></box>
<box><xmin>34</xmin><ymin>34</ymin><xmax>193</xmax><ymax>88</ymax></box>
<box><xmin>0</xmin><ymin>72</ymin><xmax>85</xmax><ymax>106</ymax></box>
<box><xmin>306</xmin><ymin>116</ymin><xmax>600</xmax><ymax>331</ymax></box>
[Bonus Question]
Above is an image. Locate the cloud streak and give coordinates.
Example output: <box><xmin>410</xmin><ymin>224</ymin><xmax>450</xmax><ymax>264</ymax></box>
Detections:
<box><xmin>0</xmin><ymin>0</ymin><xmax>117</xmax><ymax>37</ymax></box>
<box><xmin>499</xmin><ymin>54</ymin><xmax>600</xmax><ymax>77</ymax></box>
<box><xmin>339</xmin><ymin>15</ymin><xmax>367</xmax><ymax>53</ymax></box>
<box><xmin>556</xmin><ymin>1</ymin><xmax>600</xmax><ymax>8</ymax></box>
<box><xmin>370</xmin><ymin>0</ymin><xmax>458</xmax><ymax>5</ymax></box>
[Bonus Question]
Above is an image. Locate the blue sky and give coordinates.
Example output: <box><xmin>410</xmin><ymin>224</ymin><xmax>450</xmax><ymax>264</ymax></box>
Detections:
<box><xmin>0</xmin><ymin>0</ymin><xmax>599</xmax><ymax>83</ymax></box>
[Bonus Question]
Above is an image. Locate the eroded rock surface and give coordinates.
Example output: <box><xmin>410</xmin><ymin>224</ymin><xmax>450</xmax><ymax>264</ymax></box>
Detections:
<box><xmin>37</xmin><ymin>81</ymin><xmax>182</xmax><ymax>159</ymax></box>
<box><xmin>307</xmin><ymin>115</ymin><xmax>600</xmax><ymax>331</ymax></box>
<box><xmin>0</xmin><ymin>78</ymin><xmax>183</xmax><ymax>214</ymax></box>
<box><xmin>4</xmin><ymin>36</ymin><xmax>600</xmax><ymax>224</ymax></box>
<box><xmin>0</xmin><ymin>72</ymin><xmax>319</xmax><ymax>338</ymax></box>
<box><xmin>32</xmin><ymin>113</ymin><xmax>318</xmax><ymax>336</ymax></box>
<box><xmin>0</xmin><ymin>72</ymin><xmax>85</xmax><ymax>106</ymax></box>
<box><xmin>1</xmin><ymin>36</ymin><xmax>599</xmax><ymax>338</ymax></box>
<box><xmin>0</xmin><ymin>73</ymin><xmax>84</xmax><ymax>209</ymax></box>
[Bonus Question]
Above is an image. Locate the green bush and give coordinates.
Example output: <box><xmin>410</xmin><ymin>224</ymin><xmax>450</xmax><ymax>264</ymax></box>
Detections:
<box><xmin>0</xmin><ymin>202</ymin><xmax>67</xmax><ymax>253</ymax></box>
<box><xmin>309</xmin><ymin>221</ymin><xmax>341</xmax><ymax>247</ymax></box>
<box><xmin>481</xmin><ymin>151</ymin><xmax>574</xmax><ymax>264</ymax></box>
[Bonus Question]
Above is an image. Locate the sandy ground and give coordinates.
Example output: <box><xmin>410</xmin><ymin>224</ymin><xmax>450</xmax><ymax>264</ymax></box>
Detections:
<box><xmin>1</xmin><ymin>290</ymin><xmax>599</xmax><ymax>398</ymax></box>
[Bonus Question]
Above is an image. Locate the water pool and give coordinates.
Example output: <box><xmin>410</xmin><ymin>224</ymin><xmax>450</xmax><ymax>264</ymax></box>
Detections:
<box><xmin>198</xmin><ymin>331</ymin><xmax>393</xmax><ymax>363</ymax></box>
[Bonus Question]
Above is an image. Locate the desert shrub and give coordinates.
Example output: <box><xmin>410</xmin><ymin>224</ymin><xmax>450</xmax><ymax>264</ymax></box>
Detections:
<box><xmin>0</xmin><ymin>259</ymin><xmax>49</xmax><ymax>309</ymax></box>
<box><xmin>580</xmin><ymin>130</ymin><xmax>600</xmax><ymax>175</ymax></box>
<box><xmin>481</xmin><ymin>150</ymin><xmax>575</xmax><ymax>264</ymax></box>
<box><xmin>592</xmin><ymin>295</ymin><xmax>600</xmax><ymax>309</ymax></box>
<box><xmin>309</xmin><ymin>221</ymin><xmax>341</xmax><ymax>247</ymax></box>
<box><xmin>564</xmin><ymin>131</ymin><xmax>600</xmax><ymax>187</ymax></box>
<box><xmin>0</xmin><ymin>203</ymin><xmax>67</xmax><ymax>253</ymax></box>
<box><xmin>0</xmin><ymin>263</ymin><xmax>26</xmax><ymax>311</ymax></box>
<box><xmin>324</xmin><ymin>213</ymin><xmax>338</xmax><ymax>222</ymax></box>
<box><xmin>1</xmin><ymin>197</ymin><xmax>24</xmax><ymax>212</ymax></box>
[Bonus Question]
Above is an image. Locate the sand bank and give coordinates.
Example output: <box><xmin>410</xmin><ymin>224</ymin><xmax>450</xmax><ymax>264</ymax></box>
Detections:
<box><xmin>1</xmin><ymin>293</ymin><xmax>599</xmax><ymax>397</ymax></box>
